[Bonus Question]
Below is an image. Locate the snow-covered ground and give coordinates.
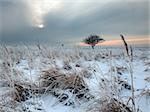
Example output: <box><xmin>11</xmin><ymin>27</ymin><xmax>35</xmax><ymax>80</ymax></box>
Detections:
<box><xmin>0</xmin><ymin>45</ymin><xmax>149</xmax><ymax>112</ymax></box>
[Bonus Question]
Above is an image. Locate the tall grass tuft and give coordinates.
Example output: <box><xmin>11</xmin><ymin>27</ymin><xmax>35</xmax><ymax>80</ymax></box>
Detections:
<box><xmin>120</xmin><ymin>34</ymin><xmax>136</xmax><ymax>112</ymax></box>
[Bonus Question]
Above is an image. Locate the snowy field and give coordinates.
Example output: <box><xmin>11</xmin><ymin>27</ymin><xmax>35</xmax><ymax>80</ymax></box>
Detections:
<box><xmin>0</xmin><ymin>45</ymin><xmax>149</xmax><ymax>112</ymax></box>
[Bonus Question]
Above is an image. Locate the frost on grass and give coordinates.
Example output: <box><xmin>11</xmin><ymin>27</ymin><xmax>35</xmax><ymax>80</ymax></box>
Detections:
<box><xmin>0</xmin><ymin>45</ymin><xmax>149</xmax><ymax>112</ymax></box>
<box><xmin>39</xmin><ymin>68</ymin><xmax>94</xmax><ymax>106</ymax></box>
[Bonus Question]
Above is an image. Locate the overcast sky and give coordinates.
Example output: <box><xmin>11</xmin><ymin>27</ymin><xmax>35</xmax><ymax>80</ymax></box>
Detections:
<box><xmin>0</xmin><ymin>0</ymin><xmax>149</xmax><ymax>45</ymax></box>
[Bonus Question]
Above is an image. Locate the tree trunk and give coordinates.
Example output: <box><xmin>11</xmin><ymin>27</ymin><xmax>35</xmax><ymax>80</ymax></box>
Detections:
<box><xmin>91</xmin><ymin>45</ymin><xmax>95</xmax><ymax>49</ymax></box>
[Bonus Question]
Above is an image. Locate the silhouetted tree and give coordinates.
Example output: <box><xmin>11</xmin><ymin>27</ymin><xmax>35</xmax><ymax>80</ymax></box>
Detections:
<box><xmin>83</xmin><ymin>35</ymin><xmax>104</xmax><ymax>49</ymax></box>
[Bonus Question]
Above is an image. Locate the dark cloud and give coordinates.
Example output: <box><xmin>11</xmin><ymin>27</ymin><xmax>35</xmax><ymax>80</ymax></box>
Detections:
<box><xmin>0</xmin><ymin>0</ymin><xmax>149</xmax><ymax>45</ymax></box>
<box><xmin>0</xmin><ymin>0</ymin><xmax>32</xmax><ymax>43</ymax></box>
<box><xmin>0</xmin><ymin>0</ymin><xmax>31</xmax><ymax>32</ymax></box>
<box><xmin>41</xmin><ymin>1</ymin><xmax>149</xmax><ymax>42</ymax></box>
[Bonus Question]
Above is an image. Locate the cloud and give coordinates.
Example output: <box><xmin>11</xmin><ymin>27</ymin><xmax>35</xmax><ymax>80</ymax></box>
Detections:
<box><xmin>0</xmin><ymin>0</ymin><xmax>33</xmax><ymax>42</ymax></box>
<box><xmin>0</xmin><ymin>0</ymin><xmax>31</xmax><ymax>32</ymax></box>
<box><xmin>0</xmin><ymin>0</ymin><xmax>149</xmax><ymax>45</ymax></box>
<box><xmin>42</xmin><ymin>0</ymin><xmax>149</xmax><ymax>40</ymax></box>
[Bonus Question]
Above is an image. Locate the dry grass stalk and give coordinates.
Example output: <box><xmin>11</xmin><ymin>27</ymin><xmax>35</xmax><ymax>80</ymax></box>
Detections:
<box><xmin>130</xmin><ymin>45</ymin><xmax>133</xmax><ymax>62</ymax></box>
<box><xmin>11</xmin><ymin>82</ymin><xmax>41</xmax><ymax>102</ymax></box>
<box><xmin>120</xmin><ymin>34</ymin><xmax>133</xmax><ymax>61</ymax></box>
<box><xmin>120</xmin><ymin>34</ymin><xmax>129</xmax><ymax>57</ymax></box>
<box><xmin>40</xmin><ymin>69</ymin><xmax>90</xmax><ymax>101</ymax></box>
<box><xmin>40</xmin><ymin>68</ymin><xmax>65</xmax><ymax>89</ymax></box>
<box><xmin>87</xmin><ymin>97</ymin><xmax>132</xmax><ymax>112</ymax></box>
<box><xmin>144</xmin><ymin>77</ymin><xmax>150</xmax><ymax>83</ymax></box>
<box><xmin>141</xmin><ymin>89</ymin><xmax>150</xmax><ymax>96</ymax></box>
<box><xmin>120</xmin><ymin>34</ymin><xmax>135</xmax><ymax>112</ymax></box>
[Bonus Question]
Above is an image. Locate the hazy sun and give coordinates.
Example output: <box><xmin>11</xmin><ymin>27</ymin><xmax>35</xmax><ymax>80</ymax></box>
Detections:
<box><xmin>30</xmin><ymin>0</ymin><xmax>62</xmax><ymax>28</ymax></box>
<box><xmin>38</xmin><ymin>24</ymin><xmax>44</xmax><ymax>29</ymax></box>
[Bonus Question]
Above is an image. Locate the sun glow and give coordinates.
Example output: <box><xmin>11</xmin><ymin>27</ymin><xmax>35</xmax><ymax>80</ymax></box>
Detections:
<box><xmin>30</xmin><ymin>0</ymin><xmax>62</xmax><ymax>28</ymax></box>
<box><xmin>78</xmin><ymin>37</ymin><xmax>150</xmax><ymax>46</ymax></box>
<box><xmin>38</xmin><ymin>24</ymin><xmax>44</xmax><ymax>29</ymax></box>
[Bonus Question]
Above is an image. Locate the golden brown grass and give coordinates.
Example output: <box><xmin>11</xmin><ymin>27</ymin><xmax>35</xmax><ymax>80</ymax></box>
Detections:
<box><xmin>39</xmin><ymin>68</ymin><xmax>90</xmax><ymax>100</ymax></box>
<box><xmin>87</xmin><ymin>97</ymin><xmax>132</xmax><ymax>112</ymax></box>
